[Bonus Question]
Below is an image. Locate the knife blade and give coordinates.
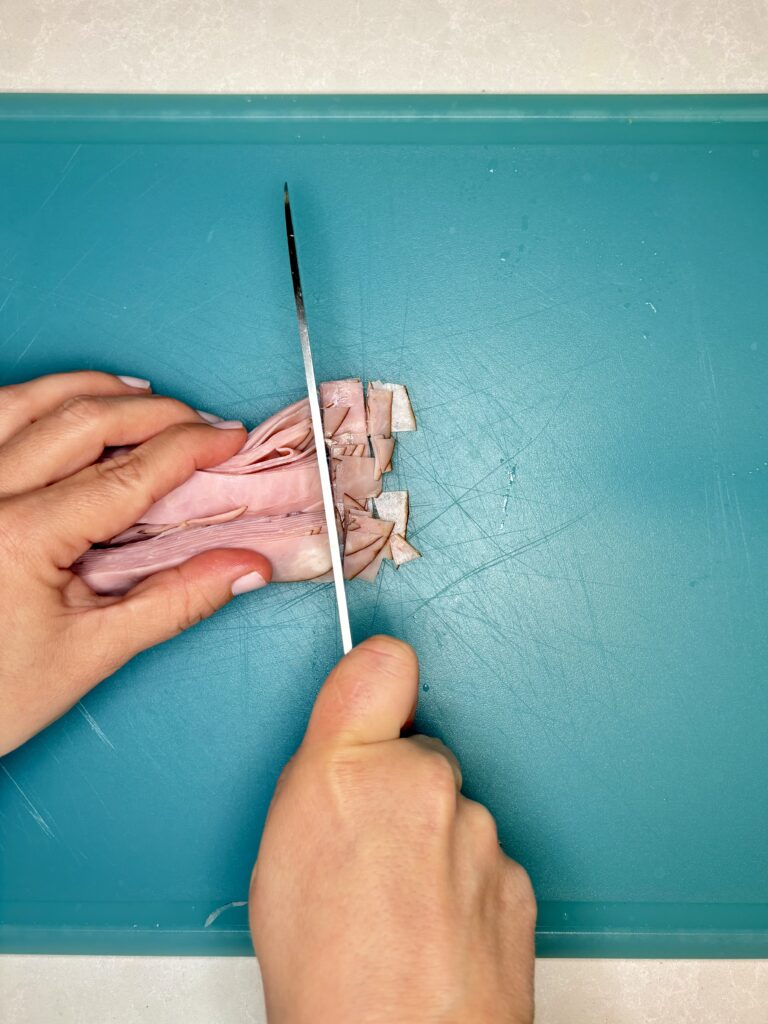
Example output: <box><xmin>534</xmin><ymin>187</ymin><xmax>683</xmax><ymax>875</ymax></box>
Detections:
<box><xmin>283</xmin><ymin>184</ymin><xmax>353</xmax><ymax>654</ymax></box>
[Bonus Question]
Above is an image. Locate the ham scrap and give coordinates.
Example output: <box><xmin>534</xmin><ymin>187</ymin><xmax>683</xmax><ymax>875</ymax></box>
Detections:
<box><xmin>74</xmin><ymin>379</ymin><xmax>421</xmax><ymax>596</ymax></box>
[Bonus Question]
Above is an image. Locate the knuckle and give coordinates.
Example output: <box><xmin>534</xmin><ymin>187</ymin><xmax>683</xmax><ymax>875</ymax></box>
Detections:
<box><xmin>504</xmin><ymin>861</ymin><xmax>537</xmax><ymax>920</ymax></box>
<box><xmin>416</xmin><ymin>753</ymin><xmax>459</xmax><ymax>828</ymax></box>
<box><xmin>58</xmin><ymin>394</ymin><xmax>105</xmax><ymax>428</ymax></box>
<box><xmin>0</xmin><ymin>384</ymin><xmax>27</xmax><ymax>418</ymax></box>
<box><xmin>177</xmin><ymin>577</ymin><xmax>219</xmax><ymax>631</ymax></box>
<box><xmin>92</xmin><ymin>451</ymin><xmax>147</xmax><ymax>492</ymax></box>
<box><xmin>150</xmin><ymin>396</ymin><xmax>193</xmax><ymax>419</ymax></box>
<box><xmin>161</xmin><ymin>421</ymin><xmax>204</xmax><ymax>445</ymax></box>
<box><xmin>424</xmin><ymin>751</ymin><xmax>459</xmax><ymax>798</ymax></box>
<box><xmin>466</xmin><ymin>801</ymin><xmax>500</xmax><ymax>848</ymax></box>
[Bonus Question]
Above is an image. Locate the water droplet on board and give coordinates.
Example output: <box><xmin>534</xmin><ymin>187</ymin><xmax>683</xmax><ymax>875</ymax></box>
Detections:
<box><xmin>500</xmin><ymin>250</ymin><xmax>510</xmax><ymax>263</ymax></box>
<box><xmin>422</xmin><ymin>683</ymin><xmax>430</xmax><ymax>693</ymax></box>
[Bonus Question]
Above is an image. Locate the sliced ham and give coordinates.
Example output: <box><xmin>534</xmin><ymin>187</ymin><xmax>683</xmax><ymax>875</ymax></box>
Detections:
<box><xmin>77</xmin><ymin>513</ymin><xmax>335</xmax><ymax>594</ymax></box>
<box><xmin>144</xmin><ymin>461</ymin><xmax>323</xmax><ymax>523</ymax></box>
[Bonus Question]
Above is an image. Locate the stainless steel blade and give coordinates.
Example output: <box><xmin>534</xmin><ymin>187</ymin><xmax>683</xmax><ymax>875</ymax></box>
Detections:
<box><xmin>284</xmin><ymin>184</ymin><xmax>352</xmax><ymax>654</ymax></box>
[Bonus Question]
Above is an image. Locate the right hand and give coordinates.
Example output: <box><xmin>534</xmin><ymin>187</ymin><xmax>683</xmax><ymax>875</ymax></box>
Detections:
<box><xmin>250</xmin><ymin>636</ymin><xmax>536</xmax><ymax>1024</ymax></box>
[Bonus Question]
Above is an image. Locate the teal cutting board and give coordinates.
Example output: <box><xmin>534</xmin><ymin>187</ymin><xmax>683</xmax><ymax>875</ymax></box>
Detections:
<box><xmin>1</xmin><ymin>96</ymin><xmax>766</xmax><ymax>956</ymax></box>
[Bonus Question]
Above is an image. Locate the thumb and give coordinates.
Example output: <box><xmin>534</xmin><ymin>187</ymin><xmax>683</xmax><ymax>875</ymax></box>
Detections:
<box><xmin>97</xmin><ymin>548</ymin><xmax>272</xmax><ymax>658</ymax></box>
<box><xmin>303</xmin><ymin>635</ymin><xmax>419</xmax><ymax>748</ymax></box>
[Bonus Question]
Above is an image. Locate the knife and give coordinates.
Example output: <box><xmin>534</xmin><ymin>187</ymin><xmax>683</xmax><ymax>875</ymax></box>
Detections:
<box><xmin>283</xmin><ymin>184</ymin><xmax>353</xmax><ymax>654</ymax></box>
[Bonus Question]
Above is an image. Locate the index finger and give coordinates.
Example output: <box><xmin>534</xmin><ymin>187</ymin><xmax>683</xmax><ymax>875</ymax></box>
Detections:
<box><xmin>0</xmin><ymin>371</ymin><xmax>152</xmax><ymax>445</ymax></box>
<box><xmin>20</xmin><ymin>420</ymin><xmax>247</xmax><ymax>568</ymax></box>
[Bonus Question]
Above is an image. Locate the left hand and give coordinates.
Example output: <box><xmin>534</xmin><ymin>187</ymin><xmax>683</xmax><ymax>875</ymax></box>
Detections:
<box><xmin>0</xmin><ymin>370</ymin><xmax>272</xmax><ymax>755</ymax></box>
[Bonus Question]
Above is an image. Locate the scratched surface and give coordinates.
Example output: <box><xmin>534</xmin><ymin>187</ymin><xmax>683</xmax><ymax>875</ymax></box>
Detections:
<box><xmin>1</xmin><ymin>125</ymin><xmax>767</xmax><ymax>954</ymax></box>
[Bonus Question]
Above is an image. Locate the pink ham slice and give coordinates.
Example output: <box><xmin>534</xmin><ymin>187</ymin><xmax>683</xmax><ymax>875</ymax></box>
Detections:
<box><xmin>144</xmin><ymin>399</ymin><xmax>322</xmax><ymax>524</ymax></box>
<box><xmin>142</xmin><ymin>461</ymin><xmax>323</xmax><ymax>524</ymax></box>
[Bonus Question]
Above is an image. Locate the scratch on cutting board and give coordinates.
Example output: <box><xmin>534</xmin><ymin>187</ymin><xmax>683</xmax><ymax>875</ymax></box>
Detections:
<box><xmin>645</xmin><ymin>300</ymin><xmax>657</xmax><ymax>313</ymax></box>
<box><xmin>10</xmin><ymin>326</ymin><xmax>44</xmax><ymax>367</ymax></box>
<box><xmin>0</xmin><ymin>764</ymin><xmax>56</xmax><ymax>839</ymax></box>
<box><xmin>77</xmin><ymin>702</ymin><xmax>115</xmax><ymax>749</ymax></box>
<box><xmin>204</xmin><ymin>900</ymin><xmax>247</xmax><ymax>928</ymax></box>
<box><xmin>37</xmin><ymin>144</ymin><xmax>82</xmax><ymax>213</ymax></box>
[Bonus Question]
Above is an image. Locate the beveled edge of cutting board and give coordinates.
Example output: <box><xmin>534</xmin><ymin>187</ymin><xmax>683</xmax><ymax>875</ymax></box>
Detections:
<box><xmin>0</xmin><ymin>94</ymin><xmax>767</xmax><ymax>144</ymax></box>
<box><xmin>2</xmin><ymin>900</ymin><xmax>767</xmax><ymax>957</ymax></box>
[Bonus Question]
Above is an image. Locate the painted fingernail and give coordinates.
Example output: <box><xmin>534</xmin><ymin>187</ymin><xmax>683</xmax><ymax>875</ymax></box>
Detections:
<box><xmin>211</xmin><ymin>419</ymin><xmax>245</xmax><ymax>430</ymax></box>
<box><xmin>231</xmin><ymin>570</ymin><xmax>267</xmax><ymax>596</ymax></box>
<box><xmin>117</xmin><ymin>375</ymin><xmax>152</xmax><ymax>390</ymax></box>
<box><xmin>196</xmin><ymin>409</ymin><xmax>223</xmax><ymax>424</ymax></box>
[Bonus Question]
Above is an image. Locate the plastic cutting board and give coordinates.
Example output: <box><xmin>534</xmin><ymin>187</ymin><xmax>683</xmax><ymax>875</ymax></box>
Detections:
<box><xmin>0</xmin><ymin>96</ymin><xmax>766</xmax><ymax>956</ymax></box>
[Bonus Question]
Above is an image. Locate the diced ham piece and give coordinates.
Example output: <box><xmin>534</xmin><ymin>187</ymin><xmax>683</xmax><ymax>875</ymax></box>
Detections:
<box><xmin>343</xmin><ymin>514</ymin><xmax>394</xmax><ymax>580</ymax></box>
<box><xmin>368</xmin><ymin>382</ymin><xmax>416</xmax><ymax>432</ymax></box>
<box><xmin>372</xmin><ymin>491</ymin><xmax>409</xmax><ymax>539</ymax></box>
<box><xmin>320</xmin><ymin>378</ymin><xmax>368</xmax><ymax>444</ymax></box>
<box><xmin>333</xmin><ymin>455</ymin><xmax>382</xmax><ymax>506</ymax></box>
<box><xmin>371</xmin><ymin>436</ymin><xmax>395</xmax><ymax>478</ymax></box>
<box><xmin>366</xmin><ymin>384</ymin><xmax>392</xmax><ymax>438</ymax></box>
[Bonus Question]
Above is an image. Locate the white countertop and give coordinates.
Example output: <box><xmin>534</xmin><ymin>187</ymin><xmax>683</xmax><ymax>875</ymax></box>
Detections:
<box><xmin>1</xmin><ymin>1</ymin><xmax>767</xmax><ymax>1021</ymax></box>
<box><xmin>1</xmin><ymin>0</ymin><xmax>767</xmax><ymax>93</ymax></box>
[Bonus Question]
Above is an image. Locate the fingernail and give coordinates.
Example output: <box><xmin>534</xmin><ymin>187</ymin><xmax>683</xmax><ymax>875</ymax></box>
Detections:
<box><xmin>212</xmin><ymin>419</ymin><xmax>245</xmax><ymax>430</ymax></box>
<box><xmin>232</xmin><ymin>570</ymin><xmax>267</xmax><ymax>596</ymax></box>
<box><xmin>117</xmin><ymin>375</ymin><xmax>152</xmax><ymax>390</ymax></box>
<box><xmin>196</xmin><ymin>409</ymin><xmax>223</xmax><ymax>424</ymax></box>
